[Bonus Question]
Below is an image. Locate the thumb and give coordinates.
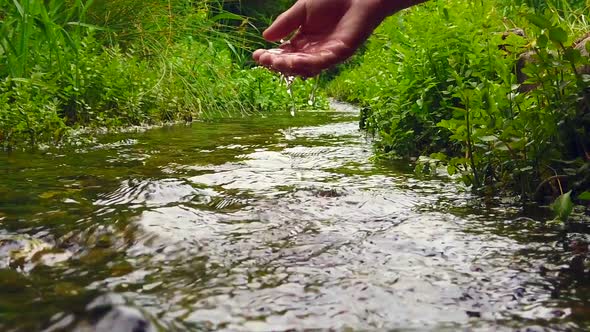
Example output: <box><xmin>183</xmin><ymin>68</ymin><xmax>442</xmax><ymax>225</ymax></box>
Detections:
<box><xmin>263</xmin><ymin>1</ymin><xmax>306</xmax><ymax>42</ymax></box>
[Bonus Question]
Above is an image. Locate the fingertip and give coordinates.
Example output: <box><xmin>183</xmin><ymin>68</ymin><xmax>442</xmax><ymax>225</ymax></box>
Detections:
<box><xmin>262</xmin><ymin>29</ymin><xmax>280</xmax><ymax>42</ymax></box>
<box><xmin>262</xmin><ymin>2</ymin><xmax>305</xmax><ymax>42</ymax></box>
<box><xmin>263</xmin><ymin>28</ymin><xmax>289</xmax><ymax>42</ymax></box>
<box><xmin>252</xmin><ymin>49</ymin><xmax>264</xmax><ymax>62</ymax></box>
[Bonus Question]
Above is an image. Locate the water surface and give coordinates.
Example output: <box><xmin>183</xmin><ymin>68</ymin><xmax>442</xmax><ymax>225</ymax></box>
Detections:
<box><xmin>0</xmin><ymin>102</ymin><xmax>588</xmax><ymax>331</ymax></box>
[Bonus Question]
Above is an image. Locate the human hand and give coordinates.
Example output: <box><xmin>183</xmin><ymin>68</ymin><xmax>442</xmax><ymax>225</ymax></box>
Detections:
<box><xmin>252</xmin><ymin>0</ymin><xmax>406</xmax><ymax>77</ymax></box>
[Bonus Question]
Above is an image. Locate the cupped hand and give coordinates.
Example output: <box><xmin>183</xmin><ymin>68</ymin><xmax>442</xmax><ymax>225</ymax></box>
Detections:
<box><xmin>253</xmin><ymin>0</ymin><xmax>396</xmax><ymax>77</ymax></box>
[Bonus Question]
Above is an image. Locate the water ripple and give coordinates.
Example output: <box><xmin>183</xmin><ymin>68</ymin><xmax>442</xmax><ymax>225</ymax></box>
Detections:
<box><xmin>0</xmin><ymin>105</ymin><xmax>586</xmax><ymax>331</ymax></box>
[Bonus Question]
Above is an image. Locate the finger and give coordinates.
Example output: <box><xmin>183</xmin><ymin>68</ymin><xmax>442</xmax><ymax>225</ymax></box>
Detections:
<box><xmin>263</xmin><ymin>1</ymin><xmax>306</xmax><ymax>42</ymax></box>
<box><xmin>278</xmin><ymin>41</ymin><xmax>346</xmax><ymax>76</ymax></box>
<box><xmin>271</xmin><ymin>56</ymin><xmax>293</xmax><ymax>74</ymax></box>
<box><xmin>267</xmin><ymin>51</ymin><xmax>334</xmax><ymax>77</ymax></box>
<box><xmin>252</xmin><ymin>49</ymin><xmax>265</xmax><ymax>62</ymax></box>
<box><xmin>261</xmin><ymin>48</ymin><xmax>341</xmax><ymax>77</ymax></box>
<box><xmin>254</xmin><ymin>51</ymin><xmax>274</xmax><ymax>68</ymax></box>
<box><xmin>253</xmin><ymin>43</ymin><xmax>346</xmax><ymax>77</ymax></box>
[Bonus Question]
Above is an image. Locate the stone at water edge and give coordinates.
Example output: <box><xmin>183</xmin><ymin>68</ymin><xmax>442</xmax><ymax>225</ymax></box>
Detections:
<box><xmin>69</xmin><ymin>293</ymin><xmax>156</xmax><ymax>332</ymax></box>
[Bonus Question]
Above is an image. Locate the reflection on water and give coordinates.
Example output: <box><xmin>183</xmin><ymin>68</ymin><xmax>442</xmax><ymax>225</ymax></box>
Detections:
<box><xmin>0</xmin><ymin>102</ymin><xmax>588</xmax><ymax>331</ymax></box>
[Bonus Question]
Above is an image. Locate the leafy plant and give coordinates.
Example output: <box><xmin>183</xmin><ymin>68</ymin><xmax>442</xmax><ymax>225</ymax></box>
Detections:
<box><xmin>328</xmin><ymin>0</ymin><xmax>589</xmax><ymax>201</ymax></box>
<box><xmin>551</xmin><ymin>190</ymin><xmax>574</xmax><ymax>223</ymax></box>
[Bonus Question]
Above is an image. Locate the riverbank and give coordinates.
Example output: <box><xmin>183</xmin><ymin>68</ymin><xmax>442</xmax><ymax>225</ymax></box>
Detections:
<box><xmin>327</xmin><ymin>0</ymin><xmax>590</xmax><ymax>205</ymax></box>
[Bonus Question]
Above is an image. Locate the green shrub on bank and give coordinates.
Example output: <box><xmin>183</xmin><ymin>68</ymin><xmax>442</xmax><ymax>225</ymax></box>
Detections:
<box><xmin>0</xmin><ymin>0</ymin><xmax>326</xmax><ymax>150</ymax></box>
<box><xmin>328</xmin><ymin>0</ymin><xmax>589</xmax><ymax>200</ymax></box>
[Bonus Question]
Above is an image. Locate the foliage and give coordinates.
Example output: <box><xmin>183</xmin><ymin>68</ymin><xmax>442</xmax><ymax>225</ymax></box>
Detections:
<box><xmin>514</xmin><ymin>0</ymin><xmax>587</xmax><ymax>13</ymax></box>
<box><xmin>0</xmin><ymin>0</ymin><xmax>326</xmax><ymax>150</ymax></box>
<box><xmin>328</xmin><ymin>0</ymin><xmax>590</xmax><ymax>203</ymax></box>
<box><xmin>551</xmin><ymin>190</ymin><xmax>574</xmax><ymax>223</ymax></box>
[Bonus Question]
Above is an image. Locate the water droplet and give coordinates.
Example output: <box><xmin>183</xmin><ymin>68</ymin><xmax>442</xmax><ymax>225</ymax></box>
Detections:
<box><xmin>308</xmin><ymin>76</ymin><xmax>320</xmax><ymax>106</ymax></box>
<box><xmin>281</xmin><ymin>74</ymin><xmax>296</xmax><ymax>116</ymax></box>
<box><xmin>267</xmin><ymin>48</ymin><xmax>284</xmax><ymax>55</ymax></box>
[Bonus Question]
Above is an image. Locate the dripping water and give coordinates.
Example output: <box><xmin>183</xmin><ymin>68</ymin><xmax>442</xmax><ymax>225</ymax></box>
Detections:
<box><xmin>284</xmin><ymin>74</ymin><xmax>296</xmax><ymax>116</ymax></box>
<box><xmin>269</xmin><ymin>40</ymin><xmax>320</xmax><ymax>116</ymax></box>
<box><xmin>308</xmin><ymin>75</ymin><xmax>320</xmax><ymax>106</ymax></box>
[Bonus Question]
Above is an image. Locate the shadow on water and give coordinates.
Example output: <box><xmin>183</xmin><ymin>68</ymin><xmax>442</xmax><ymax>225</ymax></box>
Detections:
<box><xmin>0</xmin><ymin>101</ymin><xmax>589</xmax><ymax>331</ymax></box>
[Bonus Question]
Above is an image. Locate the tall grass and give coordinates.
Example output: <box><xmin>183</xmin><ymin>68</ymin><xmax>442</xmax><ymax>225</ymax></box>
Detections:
<box><xmin>0</xmin><ymin>0</ymin><xmax>327</xmax><ymax>150</ymax></box>
<box><xmin>515</xmin><ymin>0</ymin><xmax>587</xmax><ymax>13</ymax></box>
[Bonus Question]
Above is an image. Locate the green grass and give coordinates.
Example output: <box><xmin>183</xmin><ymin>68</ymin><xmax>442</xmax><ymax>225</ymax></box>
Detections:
<box><xmin>0</xmin><ymin>0</ymin><xmax>328</xmax><ymax>150</ymax></box>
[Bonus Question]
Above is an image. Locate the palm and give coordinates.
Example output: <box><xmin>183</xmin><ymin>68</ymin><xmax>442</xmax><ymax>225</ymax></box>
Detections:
<box><xmin>253</xmin><ymin>0</ymin><xmax>386</xmax><ymax>77</ymax></box>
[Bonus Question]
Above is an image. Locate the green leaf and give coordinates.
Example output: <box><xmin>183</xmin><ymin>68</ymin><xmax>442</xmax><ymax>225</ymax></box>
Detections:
<box><xmin>564</xmin><ymin>48</ymin><xmax>581</xmax><ymax>63</ymax></box>
<box><xmin>550</xmin><ymin>190</ymin><xmax>573</xmax><ymax>223</ymax></box>
<box><xmin>12</xmin><ymin>0</ymin><xmax>24</xmax><ymax>18</ymax></box>
<box><xmin>210</xmin><ymin>12</ymin><xmax>245</xmax><ymax>22</ymax></box>
<box><xmin>430</xmin><ymin>152</ymin><xmax>447</xmax><ymax>161</ymax></box>
<box><xmin>225</xmin><ymin>40</ymin><xmax>242</xmax><ymax>63</ymax></box>
<box><xmin>548</xmin><ymin>27</ymin><xmax>568</xmax><ymax>44</ymax></box>
<box><xmin>525</xmin><ymin>13</ymin><xmax>552</xmax><ymax>29</ymax></box>
<box><xmin>578</xmin><ymin>191</ymin><xmax>590</xmax><ymax>201</ymax></box>
<box><xmin>447</xmin><ymin>165</ymin><xmax>457</xmax><ymax>175</ymax></box>
<box><xmin>537</xmin><ymin>34</ymin><xmax>548</xmax><ymax>48</ymax></box>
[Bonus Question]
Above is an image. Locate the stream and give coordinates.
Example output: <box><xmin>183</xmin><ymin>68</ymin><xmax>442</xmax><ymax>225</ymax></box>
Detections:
<box><xmin>0</xmin><ymin>101</ymin><xmax>589</xmax><ymax>331</ymax></box>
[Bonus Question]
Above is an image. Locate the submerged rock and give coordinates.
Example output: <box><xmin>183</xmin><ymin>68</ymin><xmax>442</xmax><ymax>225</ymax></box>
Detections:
<box><xmin>0</xmin><ymin>232</ymin><xmax>70</xmax><ymax>271</ymax></box>
<box><xmin>90</xmin><ymin>306</ymin><xmax>153</xmax><ymax>332</ymax></box>
<box><xmin>0</xmin><ymin>268</ymin><xmax>31</xmax><ymax>292</ymax></box>
<box><xmin>69</xmin><ymin>294</ymin><xmax>156</xmax><ymax>332</ymax></box>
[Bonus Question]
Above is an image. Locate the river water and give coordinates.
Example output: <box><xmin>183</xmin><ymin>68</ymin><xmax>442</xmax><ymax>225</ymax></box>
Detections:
<box><xmin>0</xmin><ymin>102</ymin><xmax>588</xmax><ymax>331</ymax></box>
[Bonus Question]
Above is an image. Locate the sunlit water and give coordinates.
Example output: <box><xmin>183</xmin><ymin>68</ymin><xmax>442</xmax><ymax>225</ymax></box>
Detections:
<box><xmin>0</xmin><ymin>102</ymin><xmax>589</xmax><ymax>331</ymax></box>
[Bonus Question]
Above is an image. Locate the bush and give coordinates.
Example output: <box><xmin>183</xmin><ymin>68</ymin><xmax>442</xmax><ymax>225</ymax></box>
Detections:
<box><xmin>328</xmin><ymin>0</ymin><xmax>590</xmax><ymax>199</ymax></box>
